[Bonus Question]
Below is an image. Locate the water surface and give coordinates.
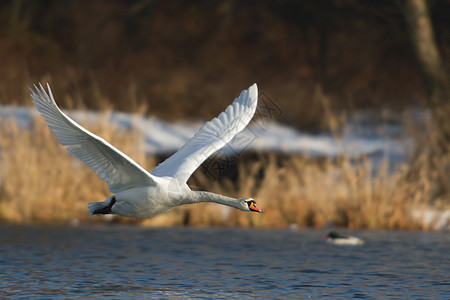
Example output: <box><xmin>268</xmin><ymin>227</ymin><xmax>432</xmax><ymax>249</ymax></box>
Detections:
<box><xmin>0</xmin><ymin>225</ymin><xmax>448</xmax><ymax>299</ymax></box>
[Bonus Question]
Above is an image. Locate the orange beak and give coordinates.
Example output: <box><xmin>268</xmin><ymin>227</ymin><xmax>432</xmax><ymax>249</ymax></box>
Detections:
<box><xmin>249</xmin><ymin>202</ymin><xmax>263</xmax><ymax>213</ymax></box>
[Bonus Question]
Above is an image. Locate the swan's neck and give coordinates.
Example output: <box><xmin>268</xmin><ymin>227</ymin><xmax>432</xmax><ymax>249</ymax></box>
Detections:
<box><xmin>183</xmin><ymin>191</ymin><xmax>243</xmax><ymax>210</ymax></box>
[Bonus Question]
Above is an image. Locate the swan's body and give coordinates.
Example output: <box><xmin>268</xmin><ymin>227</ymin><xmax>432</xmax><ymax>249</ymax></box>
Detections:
<box><xmin>31</xmin><ymin>83</ymin><xmax>262</xmax><ymax>218</ymax></box>
<box><xmin>326</xmin><ymin>231</ymin><xmax>364</xmax><ymax>245</ymax></box>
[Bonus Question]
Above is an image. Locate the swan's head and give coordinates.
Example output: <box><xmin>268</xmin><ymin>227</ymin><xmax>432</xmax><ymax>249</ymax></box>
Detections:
<box><xmin>242</xmin><ymin>198</ymin><xmax>263</xmax><ymax>213</ymax></box>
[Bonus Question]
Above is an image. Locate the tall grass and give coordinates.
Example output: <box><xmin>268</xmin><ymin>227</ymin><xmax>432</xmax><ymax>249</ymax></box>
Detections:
<box><xmin>181</xmin><ymin>154</ymin><xmax>422</xmax><ymax>229</ymax></box>
<box><xmin>1</xmin><ymin>103</ymin><xmax>446</xmax><ymax>229</ymax></box>
<box><xmin>0</xmin><ymin>112</ymin><xmax>154</xmax><ymax>224</ymax></box>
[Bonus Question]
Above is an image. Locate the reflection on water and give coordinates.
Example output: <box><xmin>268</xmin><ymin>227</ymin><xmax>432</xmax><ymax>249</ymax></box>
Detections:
<box><xmin>0</xmin><ymin>225</ymin><xmax>449</xmax><ymax>299</ymax></box>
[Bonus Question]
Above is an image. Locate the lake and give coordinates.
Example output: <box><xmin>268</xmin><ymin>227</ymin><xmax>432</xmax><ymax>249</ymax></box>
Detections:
<box><xmin>0</xmin><ymin>225</ymin><xmax>448</xmax><ymax>299</ymax></box>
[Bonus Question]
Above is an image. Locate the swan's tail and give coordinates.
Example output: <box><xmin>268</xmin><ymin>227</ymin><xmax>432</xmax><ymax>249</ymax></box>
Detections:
<box><xmin>88</xmin><ymin>196</ymin><xmax>116</xmax><ymax>216</ymax></box>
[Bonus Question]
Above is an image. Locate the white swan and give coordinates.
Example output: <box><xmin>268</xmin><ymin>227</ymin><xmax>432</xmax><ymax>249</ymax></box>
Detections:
<box><xmin>30</xmin><ymin>83</ymin><xmax>263</xmax><ymax>219</ymax></box>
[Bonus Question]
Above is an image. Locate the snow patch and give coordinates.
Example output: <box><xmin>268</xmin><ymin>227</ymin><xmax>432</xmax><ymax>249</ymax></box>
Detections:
<box><xmin>0</xmin><ymin>105</ymin><xmax>410</xmax><ymax>164</ymax></box>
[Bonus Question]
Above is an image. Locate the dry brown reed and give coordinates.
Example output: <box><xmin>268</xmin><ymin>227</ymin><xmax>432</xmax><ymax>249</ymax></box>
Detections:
<box><xmin>175</xmin><ymin>154</ymin><xmax>424</xmax><ymax>229</ymax></box>
<box><xmin>0</xmin><ymin>112</ymin><xmax>154</xmax><ymax>224</ymax></box>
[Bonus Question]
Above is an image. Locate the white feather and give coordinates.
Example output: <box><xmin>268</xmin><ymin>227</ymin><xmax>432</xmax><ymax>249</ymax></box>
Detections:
<box><xmin>151</xmin><ymin>83</ymin><xmax>258</xmax><ymax>183</ymax></box>
<box><xmin>30</xmin><ymin>83</ymin><xmax>157</xmax><ymax>194</ymax></box>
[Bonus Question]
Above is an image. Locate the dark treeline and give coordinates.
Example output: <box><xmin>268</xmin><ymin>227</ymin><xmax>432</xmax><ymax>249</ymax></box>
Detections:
<box><xmin>1</xmin><ymin>0</ymin><xmax>449</xmax><ymax>130</ymax></box>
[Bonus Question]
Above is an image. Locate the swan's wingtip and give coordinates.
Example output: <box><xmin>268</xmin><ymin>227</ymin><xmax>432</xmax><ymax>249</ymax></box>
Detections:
<box><xmin>247</xmin><ymin>83</ymin><xmax>258</xmax><ymax>101</ymax></box>
<box><xmin>29</xmin><ymin>83</ymin><xmax>40</xmax><ymax>94</ymax></box>
<box><xmin>29</xmin><ymin>82</ymin><xmax>49</xmax><ymax>94</ymax></box>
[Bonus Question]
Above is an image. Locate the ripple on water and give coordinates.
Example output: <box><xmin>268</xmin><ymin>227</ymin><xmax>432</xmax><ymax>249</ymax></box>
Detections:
<box><xmin>0</xmin><ymin>226</ymin><xmax>449</xmax><ymax>299</ymax></box>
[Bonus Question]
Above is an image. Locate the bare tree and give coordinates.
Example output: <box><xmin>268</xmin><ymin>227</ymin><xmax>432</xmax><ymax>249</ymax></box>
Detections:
<box><xmin>402</xmin><ymin>0</ymin><xmax>449</xmax><ymax>102</ymax></box>
<box><xmin>401</xmin><ymin>0</ymin><xmax>449</xmax><ymax>202</ymax></box>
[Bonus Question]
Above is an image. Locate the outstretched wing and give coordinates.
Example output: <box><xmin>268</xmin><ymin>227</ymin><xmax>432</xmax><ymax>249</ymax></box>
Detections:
<box><xmin>151</xmin><ymin>83</ymin><xmax>258</xmax><ymax>183</ymax></box>
<box><xmin>30</xmin><ymin>83</ymin><xmax>157</xmax><ymax>194</ymax></box>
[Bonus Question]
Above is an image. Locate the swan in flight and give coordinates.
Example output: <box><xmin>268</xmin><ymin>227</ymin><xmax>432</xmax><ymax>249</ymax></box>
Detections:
<box><xmin>30</xmin><ymin>83</ymin><xmax>263</xmax><ymax>219</ymax></box>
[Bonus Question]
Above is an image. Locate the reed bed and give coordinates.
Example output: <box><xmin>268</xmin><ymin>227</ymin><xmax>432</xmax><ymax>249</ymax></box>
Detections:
<box><xmin>0</xmin><ymin>113</ymin><xmax>154</xmax><ymax>224</ymax></box>
<box><xmin>1</xmin><ymin>105</ymin><xmax>447</xmax><ymax>229</ymax></box>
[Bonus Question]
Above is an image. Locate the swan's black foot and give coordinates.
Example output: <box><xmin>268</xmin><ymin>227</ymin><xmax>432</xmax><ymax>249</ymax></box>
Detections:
<box><xmin>93</xmin><ymin>197</ymin><xmax>116</xmax><ymax>215</ymax></box>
